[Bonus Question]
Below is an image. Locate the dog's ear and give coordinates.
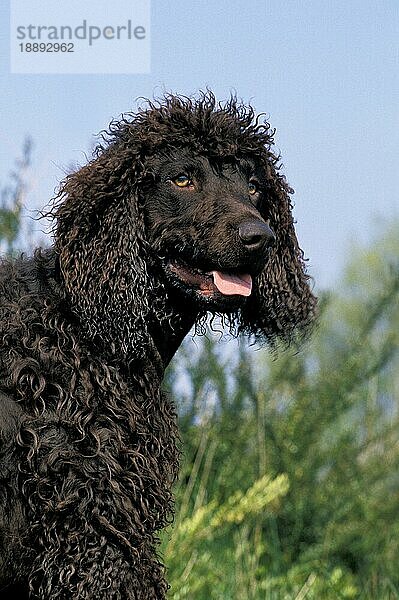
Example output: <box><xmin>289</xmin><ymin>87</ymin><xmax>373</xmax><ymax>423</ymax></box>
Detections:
<box><xmin>54</xmin><ymin>147</ymin><xmax>153</xmax><ymax>358</ymax></box>
<box><xmin>239</xmin><ymin>163</ymin><xmax>317</xmax><ymax>347</ymax></box>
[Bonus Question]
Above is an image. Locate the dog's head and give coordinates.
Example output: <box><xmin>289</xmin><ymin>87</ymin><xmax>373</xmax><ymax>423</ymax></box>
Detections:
<box><xmin>53</xmin><ymin>92</ymin><xmax>316</xmax><ymax>357</ymax></box>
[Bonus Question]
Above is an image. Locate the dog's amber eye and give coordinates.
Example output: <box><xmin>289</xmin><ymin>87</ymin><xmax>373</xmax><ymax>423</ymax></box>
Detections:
<box><xmin>173</xmin><ymin>174</ymin><xmax>192</xmax><ymax>187</ymax></box>
<box><xmin>248</xmin><ymin>181</ymin><xmax>258</xmax><ymax>195</ymax></box>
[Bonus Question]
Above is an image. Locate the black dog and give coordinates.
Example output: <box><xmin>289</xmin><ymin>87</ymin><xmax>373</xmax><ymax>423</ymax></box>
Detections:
<box><xmin>0</xmin><ymin>93</ymin><xmax>316</xmax><ymax>598</ymax></box>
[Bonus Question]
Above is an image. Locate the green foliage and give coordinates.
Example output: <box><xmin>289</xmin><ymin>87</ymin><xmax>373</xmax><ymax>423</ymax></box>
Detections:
<box><xmin>163</xmin><ymin>223</ymin><xmax>399</xmax><ymax>599</ymax></box>
<box><xmin>0</xmin><ymin>138</ymin><xmax>33</xmax><ymax>253</ymax></box>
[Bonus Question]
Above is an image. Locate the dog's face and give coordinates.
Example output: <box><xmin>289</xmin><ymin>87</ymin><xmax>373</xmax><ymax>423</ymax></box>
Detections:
<box><xmin>142</xmin><ymin>148</ymin><xmax>275</xmax><ymax>312</ymax></box>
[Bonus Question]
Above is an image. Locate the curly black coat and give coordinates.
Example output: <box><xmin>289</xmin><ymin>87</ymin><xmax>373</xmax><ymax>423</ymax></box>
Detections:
<box><xmin>0</xmin><ymin>93</ymin><xmax>316</xmax><ymax>599</ymax></box>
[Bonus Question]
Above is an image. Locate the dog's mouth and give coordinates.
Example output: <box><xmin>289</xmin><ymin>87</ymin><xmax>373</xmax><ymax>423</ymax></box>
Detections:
<box><xmin>167</xmin><ymin>259</ymin><xmax>252</xmax><ymax>302</ymax></box>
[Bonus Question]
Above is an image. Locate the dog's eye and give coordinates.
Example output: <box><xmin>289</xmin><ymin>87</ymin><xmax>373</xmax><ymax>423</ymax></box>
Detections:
<box><xmin>248</xmin><ymin>181</ymin><xmax>259</xmax><ymax>195</ymax></box>
<box><xmin>173</xmin><ymin>174</ymin><xmax>193</xmax><ymax>188</ymax></box>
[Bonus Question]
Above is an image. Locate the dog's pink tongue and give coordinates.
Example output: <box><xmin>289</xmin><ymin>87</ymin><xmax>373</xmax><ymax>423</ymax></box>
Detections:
<box><xmin>212</xmin><ymin>271</ymin><xmax>252</xmax><ymax>296</ymax></box>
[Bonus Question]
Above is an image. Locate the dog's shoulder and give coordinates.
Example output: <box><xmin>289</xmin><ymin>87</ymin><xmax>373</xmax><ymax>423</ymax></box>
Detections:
<box><xmin>0</xmin><ymin>247</ymin><xmax>57</xmax><ymax>300</ymax></box>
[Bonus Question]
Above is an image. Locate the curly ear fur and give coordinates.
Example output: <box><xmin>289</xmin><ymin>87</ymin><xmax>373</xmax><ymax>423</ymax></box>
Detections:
<box><xmin>238</xmin><ymin>157</ymin><xmax>317</xmax><ymax>346</ymax></box>
<box><xmin>53</xmin><ymin>145</ymin><xmax>154</xmax><ymax>358</ymax></box>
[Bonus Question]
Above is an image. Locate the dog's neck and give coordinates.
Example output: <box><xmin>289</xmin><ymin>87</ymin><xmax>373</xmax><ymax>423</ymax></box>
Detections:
<box><xmin>147</xmin><ymin>291</ymin><xmax>199</xmax><ymax>369</ymax></box>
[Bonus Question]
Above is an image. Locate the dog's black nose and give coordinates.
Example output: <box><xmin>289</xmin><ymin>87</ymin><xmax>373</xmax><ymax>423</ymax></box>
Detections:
<box><xmin>238</xmin><ymin>220</ymin><xmax>275</xmax><ymax>250</ymax></box>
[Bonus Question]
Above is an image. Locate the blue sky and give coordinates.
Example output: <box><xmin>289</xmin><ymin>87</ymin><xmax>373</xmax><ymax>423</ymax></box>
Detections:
<box><xmin>0</xmin><ymin>0</ymin><xmax>398</xmax><ymax>289</ymax></box>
